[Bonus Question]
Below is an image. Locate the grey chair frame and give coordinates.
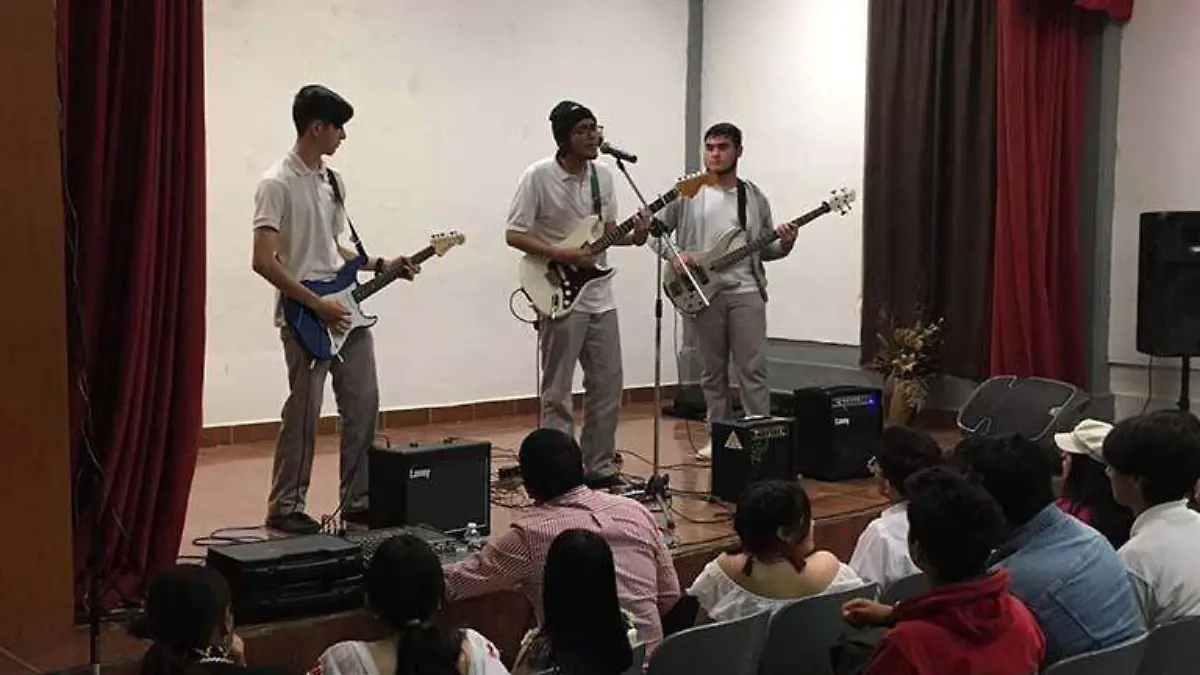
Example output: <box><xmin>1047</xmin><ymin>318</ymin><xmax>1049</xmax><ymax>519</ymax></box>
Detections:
<box><xmin>759</xmin><ymin>583</ymin><xmax>879</xmax><ymax>675</ymax></box>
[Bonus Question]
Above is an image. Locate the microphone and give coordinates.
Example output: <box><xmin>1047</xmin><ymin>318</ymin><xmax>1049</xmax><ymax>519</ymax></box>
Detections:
<box><xmin>600</xmin><ymin>141</ymin><xmax>638</xmax><ymax>164</ymax></box>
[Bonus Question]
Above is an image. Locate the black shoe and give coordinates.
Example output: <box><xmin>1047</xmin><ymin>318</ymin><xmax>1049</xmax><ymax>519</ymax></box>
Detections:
<box><xmin>265</xmin><ymin>512</ymin><xmax>321</xmax><ymax>534</ymax></box>
<box><xmin>585</xmin><ymin>473</ymin><xmax>626</xmax><ymax>490</ymax></box>
<box><xmin>341</xmin><ymin>509</ymin><xmax>371</xmax><ymax>527</ymax></box>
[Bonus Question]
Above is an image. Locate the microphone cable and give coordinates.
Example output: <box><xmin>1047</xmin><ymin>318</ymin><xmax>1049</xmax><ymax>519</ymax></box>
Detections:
<box><xmin>509</xmin><ymin>288</ymin><xmax>543</xmax><ymax>410</ymax></box>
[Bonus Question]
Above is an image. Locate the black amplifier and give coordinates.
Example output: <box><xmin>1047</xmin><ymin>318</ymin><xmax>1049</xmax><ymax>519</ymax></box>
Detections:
<box><xmin>710</xmin><ymin>415</ymin><xmax>795</xmax><ymax>503</ymax></box>
<box><xmin>205</xmin><ymin>534</ymin><xmax>363</xmax><ymax>624</ymax></box>
<box><xmin>777</xmin><ymin>386</ymin><xmax>883</xmax><ymax>482</ymax></box>
<box><xmin>369</xmin><ymin>437</ymin><xmax>492</xmax><ymax>536</ymax></box>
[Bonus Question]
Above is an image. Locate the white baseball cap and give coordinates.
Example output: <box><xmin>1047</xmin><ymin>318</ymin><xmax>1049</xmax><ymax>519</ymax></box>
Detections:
<box><xmin>1054</xmin><ymin>419</ymin><xmax>1113</xmax><ymax>465</ymax></box>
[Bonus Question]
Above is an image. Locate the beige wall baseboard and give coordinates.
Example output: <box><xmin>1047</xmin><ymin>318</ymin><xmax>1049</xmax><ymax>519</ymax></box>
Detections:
<box><xmin>200</xmin><ymin>384</ymin><xmax>683</xmax><ymax>448</ymax></box>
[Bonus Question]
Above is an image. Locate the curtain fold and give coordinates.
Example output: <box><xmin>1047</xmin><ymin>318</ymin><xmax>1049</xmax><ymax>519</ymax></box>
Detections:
<box><xmin>58</xmin><ymin>0</ymin><xmax>206</xmax><ymax>609</ymax></box>
<box><xmin>989</xmin><ymin>0</ymin><xmax>1100</xmax><ymax>387</ymax></box>
<box><xmin>860</xmin><ymin>0</ymin><xmax>998</xmax><ymax>380</ymax></box>
<box><xmin>1075</xmin><ymin>0</ymin><xmax>1133</xmax><ymax>21</ymax></box>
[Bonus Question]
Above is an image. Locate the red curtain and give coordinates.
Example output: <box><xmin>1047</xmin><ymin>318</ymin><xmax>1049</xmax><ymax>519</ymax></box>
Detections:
<box><xmin>58</xmin><ymin>0</ymin><xmax>206</xmax><ymax>609</ymax></box>
<box><xmin>988</xmin><ymin>0</ymin><xmax>1103</xmax><ymax>387</ymax></box>
<box><xmin>1076</xmin><ymin>0</ymin><xmax>1133</xmax><ymax>21</ymax></box>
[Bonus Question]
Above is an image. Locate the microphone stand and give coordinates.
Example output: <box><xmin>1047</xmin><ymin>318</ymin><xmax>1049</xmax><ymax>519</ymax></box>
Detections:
<box><xmin>613</xmin><ymin>157</ymin><xmax>709</xmax><ymax>541</ymax></box>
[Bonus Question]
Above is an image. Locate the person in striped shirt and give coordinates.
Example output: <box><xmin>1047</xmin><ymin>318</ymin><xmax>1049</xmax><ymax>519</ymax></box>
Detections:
<box><xmin>443</xmin><ymin>429</ymin><xmax>681</xmax><ymax>650</ymax></box>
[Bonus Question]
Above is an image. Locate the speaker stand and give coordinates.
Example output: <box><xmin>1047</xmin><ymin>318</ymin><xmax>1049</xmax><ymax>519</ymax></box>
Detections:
<box><xmin>1179</xmin><ymin>356</ymin><xmax>1192</xmax><ymax>412</ymax></box>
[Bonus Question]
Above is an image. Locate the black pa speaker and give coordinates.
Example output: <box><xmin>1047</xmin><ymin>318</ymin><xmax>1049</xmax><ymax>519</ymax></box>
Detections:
<box><xmin>1137</xmin><ymin>211</ymin><xmax>1200</xmax><ymax>357</ymax></box>
<box><xmin>957</xmin><ymin>376</ymin><xmax>1090</xmax><ymax>443</ymax></box>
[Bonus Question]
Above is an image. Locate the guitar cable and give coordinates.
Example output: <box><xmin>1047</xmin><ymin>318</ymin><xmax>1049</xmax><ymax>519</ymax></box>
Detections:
<box><xmin>508</xmin><ymin>287</ymin><xmax>543</xmax><ymax>416</ymax></box>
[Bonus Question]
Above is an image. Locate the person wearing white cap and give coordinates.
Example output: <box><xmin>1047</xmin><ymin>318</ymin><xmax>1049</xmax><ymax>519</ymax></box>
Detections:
<box><xmin>1053</xmin><ymin>419</ymin><xmax>1133</xmax><ymax>548</ymax></box>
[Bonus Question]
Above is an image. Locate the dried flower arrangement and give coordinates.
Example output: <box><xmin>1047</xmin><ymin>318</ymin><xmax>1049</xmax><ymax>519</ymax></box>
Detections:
<box><xmin>868</xmin><ymin>310</ymin><xmax>944</xmax><ymax>413</ymax></box>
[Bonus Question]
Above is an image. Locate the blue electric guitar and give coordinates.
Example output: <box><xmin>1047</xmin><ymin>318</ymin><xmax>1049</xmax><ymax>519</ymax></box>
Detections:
<box><xmin>282</xmin><ymin>231</ymin><xmax>465</xmax><ymax>360</ymax></box>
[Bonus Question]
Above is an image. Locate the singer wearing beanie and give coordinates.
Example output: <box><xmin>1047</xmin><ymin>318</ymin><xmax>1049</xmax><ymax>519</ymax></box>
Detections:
<box><xmin>500</xmin><ymin>100</ymin><xmax>652</xmax><ymax>489</ymax></box>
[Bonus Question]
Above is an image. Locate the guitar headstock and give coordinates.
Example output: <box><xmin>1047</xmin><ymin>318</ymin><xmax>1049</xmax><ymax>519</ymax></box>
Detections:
<box><xmin>430</xmin><ymin>231</ymin><xmax>466</xmax><ymax>256</ymax></box>
<box><xmin>827</xmin><ymin>188</ymin><xmax>856</xmax><ymax>215</ymax></box>
<box><xmin>675</xmin><ymin>171</ymin><xmax>720</xmax><ymax>199</ymax></box>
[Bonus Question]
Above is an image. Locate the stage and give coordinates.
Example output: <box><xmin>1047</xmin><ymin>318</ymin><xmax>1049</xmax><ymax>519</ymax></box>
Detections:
<box><xmin>37</xmin><ymin>402</ymin><xmax>958</xmax><ymax>675</ymax></box>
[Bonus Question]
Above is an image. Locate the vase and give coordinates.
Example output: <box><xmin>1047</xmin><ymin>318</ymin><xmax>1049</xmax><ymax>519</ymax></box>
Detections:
<box><xmin>885</xmin><ymin>377</ymin><xmax>917</xmax><ymax>427</ymax></box>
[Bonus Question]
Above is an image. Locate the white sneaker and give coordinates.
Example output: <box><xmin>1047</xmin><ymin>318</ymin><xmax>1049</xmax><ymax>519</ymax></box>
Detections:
<box><xmin>696</xmin><ymin>442</ymin><xmax>712</xmax><ymax>460</ymax></box>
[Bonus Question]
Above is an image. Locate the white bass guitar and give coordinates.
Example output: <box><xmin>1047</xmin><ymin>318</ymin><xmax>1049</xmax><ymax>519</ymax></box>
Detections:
<box><xmin>663</xmin><ymin>188</ymin><xmax>856</xmax><ymax>316</ymax></box>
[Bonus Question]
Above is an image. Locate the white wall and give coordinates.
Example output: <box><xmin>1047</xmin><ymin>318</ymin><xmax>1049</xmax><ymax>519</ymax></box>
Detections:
<box><xmin>203</xmin><ymin>0</ymin><xmax>688</xmax><ymax>426</ymax></box>
<box><xmin>701</xmin><ymin>0</ymin><xmax>868</xmax><ymax>345</ymax></box>
<box><xmin>1108</xmin><ymin>0</ymin><xmax>1200</xmax><ymax>415</ymax></box>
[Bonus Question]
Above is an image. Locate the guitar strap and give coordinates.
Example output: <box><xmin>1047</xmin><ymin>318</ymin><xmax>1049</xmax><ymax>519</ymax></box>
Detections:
<box><xmin>736</xmin><ymin>179</ymin><xmax>748</xmax><ymax>232</ymax></box>
<box><xmin>589</xmin><ymin>163</ymin><xmax>602</xmax><ymax>217</ymax></box>
<box><xmin>324</xmin><ymin>168</ymin><xmax>369</xmax><ymax>261</ymax></box>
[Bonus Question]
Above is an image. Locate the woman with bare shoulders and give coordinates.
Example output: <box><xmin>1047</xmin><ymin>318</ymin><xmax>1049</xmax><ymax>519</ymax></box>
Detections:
<box><xmin>688</xmin><ymin>480</ymin><xmax>866</xmax><ymax>623</ymax></box>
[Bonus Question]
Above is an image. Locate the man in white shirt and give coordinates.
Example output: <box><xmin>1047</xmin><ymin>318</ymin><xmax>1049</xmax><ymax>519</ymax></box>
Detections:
<box><xmin>849</xmin><ymin>425</ymin><xmax>945</xmax><ymax>590</ymax></box>
<box><xmin>505</xmin><ymin>101</ymin><xmax>650</xmax><ymax>487</ymax></box>
<box><xmin>251</xmin><ymin>85</ymin><xmax>418</xmax><ymax>534</ymax></box>
<box><xmin>654</xmin><ymin>123</ymin><xmax>797</xmax><ymax>458</ymax></box>
<box><xmin>1103</xmin><ymin>410</ymin><xmax>1200</xmax><ymax>628</ymax></box>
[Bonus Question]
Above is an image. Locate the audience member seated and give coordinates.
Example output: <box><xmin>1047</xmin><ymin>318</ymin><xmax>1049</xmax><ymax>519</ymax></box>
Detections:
<box><xmin>849</xmin><ymin>426</ymin><xmax>944</xmax><ymax>589</ymax></box>
<box><xmin>443</xmin><ymin>429</ymin><xmax>681</xmax><ymax>651</ymax></box>
<box><xmin>950</xmin><ymin>434</ymin><xmax>1143</xmax><ymax>665</ymax></box>
<box><xmin>1103</xmin><ymin>410</ymin><xmax>1200</xmax><ymax>629</ymax></box>
<box><xmin>512</xmin><ymin>529</ymin><xmax>638</xmax><ymax>675</ymax></box>
<box><xmin>315</xmin><ymin>534</ymin><xmax>508</xmax><ymax>675</ymax></box>
<box><xmin>1053</xmin><ymin>419</ymin><xmax>1133</xmax><ymax>548</ymax></box>
<box><xmin>131</xmin><ymin>564</ymin><xmax>287</xmax><ymax>675</ymax></box>
<box><xmin>842</xmin><ymin>467</ymin><xmax>1045</xmax><ymax>675</ymax></box>
<box><xmin>687</xmin><ymin>479</ymin><xmax>864</xmax><ymax>623</ymax></box>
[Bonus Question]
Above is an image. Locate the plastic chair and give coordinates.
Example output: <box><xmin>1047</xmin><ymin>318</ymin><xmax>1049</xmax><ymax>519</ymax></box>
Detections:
<box><xmin>645</xmin><ymin>609</ymin><xmax>771</xmax><ymax>675</ymax></box>
<box><xmin>1043</xmin><ymin>633</ymin><xmax>1147</xmax><ymax>675</ymax></box>
<box><xmin>880</xmin><ymin>573</ymin><xmax>931</xmax><ymax>605</ymax></box>
<box><xmin>1136</xmin><ymin>616</ymin><xmax>1200</xmax><ymax>675</ymax></box>
<box><xmin>759</xmin><ymin>583</ymin><xmax>879</xmax><ymax>675</ymax></box>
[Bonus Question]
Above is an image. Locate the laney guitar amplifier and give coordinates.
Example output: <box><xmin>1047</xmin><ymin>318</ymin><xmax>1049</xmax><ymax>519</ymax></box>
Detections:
<box><xmin>710</xmin><ymin>416</ymin><xmax>795</xmax><ymax>503</ymax></box>
<box><xmin>784</xmin><ymin>386</ymin><xmax>883</xmax><ymax>482</ymax></box>
<box><xmin>368</xmin><ymin>438</ymin><xmax>491</xmax><ymax>536</ymax></box>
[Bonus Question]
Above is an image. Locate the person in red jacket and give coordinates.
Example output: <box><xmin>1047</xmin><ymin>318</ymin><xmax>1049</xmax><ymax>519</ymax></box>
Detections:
<box><xmin>843</xmin><ymin>467</ymin><xmax>1046</xmax><ymax>675</ymax></box>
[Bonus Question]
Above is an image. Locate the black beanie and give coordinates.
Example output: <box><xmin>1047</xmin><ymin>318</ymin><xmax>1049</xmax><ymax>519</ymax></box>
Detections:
<box><xmin>549</xmin><ymin>100</ymin><xmax>596</xmax><ymax>146</ymax></box>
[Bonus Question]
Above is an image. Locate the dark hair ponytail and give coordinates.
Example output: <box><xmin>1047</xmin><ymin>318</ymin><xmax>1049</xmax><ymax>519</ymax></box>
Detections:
<box><xmin>395</xmin><ymin>622</ymin><xmax>463</xmax><ymax>675</ymax></box>
<box><xmin>367</xmin><ymin>535</ymin><xmax>468</xmax><ymax>675</ymax></box>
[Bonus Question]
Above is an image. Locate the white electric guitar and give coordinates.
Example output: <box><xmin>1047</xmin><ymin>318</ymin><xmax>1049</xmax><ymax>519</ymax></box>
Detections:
<box><xmin>518</xmin><ymin>172</ymin><xmax>718</xmax><ymax>319</ymax></box>
<box><xmin>663</xmin><ymin>188</ymin><xmax>856</xmax><ymax>316</ymax></box>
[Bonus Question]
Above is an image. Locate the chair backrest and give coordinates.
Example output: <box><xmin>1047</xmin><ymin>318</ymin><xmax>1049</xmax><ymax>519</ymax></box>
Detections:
<box><xmin>646</xmin><ymin>609</ymin><xmax>771</xmax><ymax>675</ymax></box>
<box><xmin>879</xmin><ymin>573</ymin><xmax>931</xmax><ymax>605</ymax></box>
<box><xmin>1043</xmin><ymin>633</ymin><xmax>1148</xmax><ymax>675</ymax></box>
<box><xmin>759</xmin><ymin>583</ymin><xmax>879</xmax><ymax>675</ymax></box>
<box><xmin>1136</xmin><ymin>616</ymin><xmax>1200</xmax><ymax>675</ymax></box>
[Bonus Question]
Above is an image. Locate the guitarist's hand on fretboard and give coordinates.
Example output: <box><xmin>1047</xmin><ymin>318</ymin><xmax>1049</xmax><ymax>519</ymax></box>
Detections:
<box><xmin>386</xmin><ymin>255</ymin><xmax>421</xmax><ymax>280</ymax></box>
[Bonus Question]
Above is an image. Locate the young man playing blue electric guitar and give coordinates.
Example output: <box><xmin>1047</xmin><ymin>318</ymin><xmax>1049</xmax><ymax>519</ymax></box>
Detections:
<box><xmin>251</xmin><ymin>85</ymin><xmax>419</xmax><ymax>534</ymax></box>
<box><xmin>506</xmin><ymin>100</ymin><xmax>652</xmax><ymax>488</ymax></box>
<box><xmin>655</xmin><ymin>123</ymin><xmax>797</xmax><ymax>459</ymax></box>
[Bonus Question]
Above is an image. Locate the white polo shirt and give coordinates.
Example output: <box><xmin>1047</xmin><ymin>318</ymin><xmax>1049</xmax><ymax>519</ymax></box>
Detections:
<box><xmin>506</xmin><ymin>156</ymin><xmax>618</xmax><ymax>315</ymax></box>
<box><xmin>253</xmin><ymin>150</ymin><xmax>348</xmax><ymax>325</ymax></box>
<box><xmin>848</xmin><ymin>501</ymin><xmax>920</xmax><ymax>590</ymax></box>
<box><xmin>1118</xmin><ymin>499</ymin><xmax>1200</xmax><ymax>628</ymax></box>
